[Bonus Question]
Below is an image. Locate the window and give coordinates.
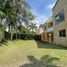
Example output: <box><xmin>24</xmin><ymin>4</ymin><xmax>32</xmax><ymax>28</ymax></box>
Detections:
<box><xmin>59</xmin><ymin>29</ymin><xmax>66</xmax><ymax>37</ymax></box>
<box><xmin>55</xmin><ymin>8</ymin><xmax>65</xmax><ymax>25</ymax></box>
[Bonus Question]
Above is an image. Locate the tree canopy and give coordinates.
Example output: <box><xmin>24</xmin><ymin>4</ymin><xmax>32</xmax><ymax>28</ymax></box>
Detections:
<box><xmin>0</xmin><ymin>0</ymin><xmax>37</xmax><ymax>41</ymax></box>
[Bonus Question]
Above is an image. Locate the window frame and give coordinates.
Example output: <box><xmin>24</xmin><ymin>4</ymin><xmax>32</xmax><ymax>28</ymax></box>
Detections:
<box><xmin>55</xmin><ymin>8</ymin><xmax>65</xmax><ymax>25</ymax></box>
<box><xmin>59</xmin><ymin>29</ymin><xmax>66</xmax><ymax>37</ymax></box>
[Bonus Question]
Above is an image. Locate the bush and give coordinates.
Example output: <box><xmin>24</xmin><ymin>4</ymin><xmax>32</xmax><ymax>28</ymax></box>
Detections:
<box><xmin>20</xmin><ymin>34</ymin><xmax>41</xmax><ymax>40</ymax></box>
<box><xmin>4</xmin><ymin>32</ymin><xmax>41</xmax><ymax>40</ymax></box>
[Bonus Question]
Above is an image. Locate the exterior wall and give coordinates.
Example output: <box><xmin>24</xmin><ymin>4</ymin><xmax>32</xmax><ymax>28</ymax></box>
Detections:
<box><xmin>39</xmin><ymin>25</ymin><xmax>43</xmax><ymax>35</ymax></box>
<box><xmin>53</xmin><ymin>0</ymin><xmax>67</xmax><ymax>47</ymax></box>
<box><xmin>41</xmin><ymin>33</ymin><xmax>45</xmax><ymax>41</ymax></box>
<box><xmin>39</xmin><ymin>28</ymin><xmax>43</xmax><ymax>34</ymax></box>
<box><xmin>47</xmin><ymin>33</ymin><xmax>54</xmax><ymax>43</ymax></box>
<box><xmin>41</xmin><ymin>18</ymin><xmax>54</xmax><ymax>43</ymax></box>
<box><xmin>41</xmin><ymin>32</ymin><xmax>54</xmax><ymax>43</ymax></box>
<box><xmin>44</xmin><ymin>33</ymin><xmax>48</xmax><ymax>42</ymax></box>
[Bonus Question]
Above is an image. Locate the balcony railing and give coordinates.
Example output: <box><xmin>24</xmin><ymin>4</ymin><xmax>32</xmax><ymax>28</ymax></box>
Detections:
<box><xmin>45</xmin><ymin>27</ymin><xmax>54</xmax><ymax>33</ymax></box>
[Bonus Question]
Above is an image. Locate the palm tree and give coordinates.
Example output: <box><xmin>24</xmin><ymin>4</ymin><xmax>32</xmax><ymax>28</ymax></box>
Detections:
<box><xmin>3</xmin><ymin>1</ymin><xmax>18</xmax><ymax>40</ymax></box>
<box><xmin>0</xmin><ymin>1</ymin><xmax>6</xmax><ymax>42</ymax></box>
<box><xmin>29</xmin><ymin>22</ymin><xmax>37</xmax><ymax>35</ymax></box>
<box><xmin>0</xmin><ymin>0</ymin><xmax>35</xmax><ymax>41</ymax></box>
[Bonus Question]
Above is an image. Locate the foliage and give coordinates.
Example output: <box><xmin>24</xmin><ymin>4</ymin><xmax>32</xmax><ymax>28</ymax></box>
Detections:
<box><xmin>0</xmin><ymin>0</ymin><xmax>35</xmax><ymax>41</ymax></box>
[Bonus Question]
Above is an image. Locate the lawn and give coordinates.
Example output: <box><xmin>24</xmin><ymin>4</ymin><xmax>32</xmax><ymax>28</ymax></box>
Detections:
<box><xmin>0</xmin><ymin>40</ymin><xmax>67</xmax><ymax>67</ymax></box>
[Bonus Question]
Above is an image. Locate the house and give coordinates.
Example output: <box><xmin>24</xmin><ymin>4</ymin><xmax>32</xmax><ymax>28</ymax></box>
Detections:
<box><xmin>41</xmin><ymin>17</ymin><xmax>54</xmax><ymax>43</ymax></box>
<box><xmin>41</xmin><ymin>0</ymin><xmax>67</xmax><ymax>47</ymax></box>
<box><xmin>39</xmin><ymin>25</ymin><xmax>43</xmax><ymax>35</ymax></box>
<box><xmin>38</xmin><ymin>25</ymin><xmax>44</xmax><ymax>41</ymax></box>
<box><xmin>53</xmin><ymin>0</ymin><xmax>67</xmax><ymax>47</ymax></box>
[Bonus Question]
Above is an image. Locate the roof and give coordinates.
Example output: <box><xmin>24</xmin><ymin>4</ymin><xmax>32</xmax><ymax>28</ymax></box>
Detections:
<box><xmin>42</xmin><ymin>16</ymin><xmax>53</xmax><ymax>25</ymax></box>
<box><xmin>52</xmin><ymin>0</ymin><xmax>59</xmax><ymax>10</ymax></box>
<box><xmin>46</xmin><ymin>17</ymin><xmax>53</xmax><ymax>23</ymax></box>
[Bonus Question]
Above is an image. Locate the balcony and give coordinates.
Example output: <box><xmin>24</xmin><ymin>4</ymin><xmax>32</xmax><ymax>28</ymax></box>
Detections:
<box><xmin>45</xmin><ymin>27</ymin><xmax>54</xmax><ymax>33</ymax></box>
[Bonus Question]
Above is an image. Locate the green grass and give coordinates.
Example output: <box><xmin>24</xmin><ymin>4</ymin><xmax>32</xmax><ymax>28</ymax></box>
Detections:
<box><xmin>0</xmin><ymin>40</ymin><xmax>67</xmax><ymax>67</ymax></box>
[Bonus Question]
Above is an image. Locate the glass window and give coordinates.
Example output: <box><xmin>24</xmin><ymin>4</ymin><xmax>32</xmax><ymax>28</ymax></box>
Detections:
<box><xmin>59</xmin><ymin>29</ymin><xmax>66</xmax><ymax>37</ymax></box>
<box><xmin>55</xmin><ymin>8</ymin><xmax>65</xmax><ymax>25</ymax></box>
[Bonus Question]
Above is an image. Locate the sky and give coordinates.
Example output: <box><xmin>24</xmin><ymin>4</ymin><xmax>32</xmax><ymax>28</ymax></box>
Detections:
<box><xmin>27</xmin><ymin>0</ymin><xmax>57</xmax><ymax>26</ymax></box>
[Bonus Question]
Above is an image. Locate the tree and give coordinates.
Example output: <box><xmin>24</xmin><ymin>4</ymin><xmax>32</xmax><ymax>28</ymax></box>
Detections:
<box><xmin>0</xmin><ymin>0</ymin><xmax>18</xmax><ymax>40</ymax></box>
<box><xmin>29</xmin><ymin>20</ymin><xmax>38</xmax><ymax>35</ymax></box>
<box><xmin>4</xmin><ymin>1</ymin><xmax>18</xmax><ymax>40</ymax></box>
<box><xmin>0</xmin><ymin>0</ymin><xmax>35</xmax><ymax>41</ymax></box>
<box><xmin>0</xmin><ymin>1</ymin><xmax>6</xmax><ymax>42</ymax></box>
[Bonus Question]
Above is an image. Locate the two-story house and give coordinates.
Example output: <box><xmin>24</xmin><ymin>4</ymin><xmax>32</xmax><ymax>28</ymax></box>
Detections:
<box><xmin>53</xmin><ymin>0</ymin><xmax>67</xmax><ymax>47</ymax></box>
<box><xmin>40</xmin><ymin>0</ymin><xmax>67</xmax><ymax>47</ymax></box>
<box><xmin>41</xmin><ymin>17</ymin><xmax>54</xmax><ymax>43</ymax></box>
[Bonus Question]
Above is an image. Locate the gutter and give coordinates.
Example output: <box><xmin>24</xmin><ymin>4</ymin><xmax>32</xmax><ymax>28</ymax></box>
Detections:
<box><xmin>52</xmin><ymin>0</ymin><xmax>59</xmax><ymax>10</ymax></box>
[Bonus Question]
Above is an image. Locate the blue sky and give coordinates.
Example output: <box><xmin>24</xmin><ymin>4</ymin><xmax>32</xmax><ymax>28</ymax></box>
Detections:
<box><xmin>27</xmin><ymin>0</ymin><xmax>57</xmax><ymax>26</ymax></box>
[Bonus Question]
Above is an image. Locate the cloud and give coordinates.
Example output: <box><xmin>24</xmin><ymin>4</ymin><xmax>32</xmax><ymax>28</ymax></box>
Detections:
<box><xmin>47</xmin><ymin>3</ymin><xmax>55</xmax><ymax>9</ymax></box>
<box><xmin>28</xmin><ymin>0</ymin><xmax>55</xmax><ymax>27</ymax></box>
<box><xmin>31</xmin><ymin>9</ymin><xmax>49</xmax><ymax>26</ymax></box>
<box><xmin>34</xmin><ymin>15</ymin><xmax>48</xmax><ymax>26</ymax></box>
<box><xmin>30</xmin><ymin>6</ymin><xmax>49</xmax><ymax>26</ymax></box>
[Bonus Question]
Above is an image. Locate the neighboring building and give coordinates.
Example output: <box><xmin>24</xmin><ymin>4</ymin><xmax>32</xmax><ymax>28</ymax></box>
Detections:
<box><xmin>53</xmin><ymin>0</ymin><xmax>67</xmax><ymax>47</ymax></box>
<box><xmin>40</xmin><ymin>0</ymin><xmax>67</xmax><ymax>47</ymax></box>
<box><xmin>38</xmin><ymin>25</ymin><xmax>44</xmax><ymax>40</ymax></box>
<box><xmin>41</xmin><ymin>17</ymin><xmax>54</xmax><ymax>43</ymax></box>
<box><xmin>39</xmin><ymin>25</ymin><xmax>43</xmax><ymax>34</ymax></box>
<box><xmin>41</xmin><ymin>23</ymin><xmax>47</xmax><ymax>42</ymax></box>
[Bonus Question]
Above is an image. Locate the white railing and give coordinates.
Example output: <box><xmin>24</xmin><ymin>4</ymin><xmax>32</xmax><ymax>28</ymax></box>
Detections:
<box><xmin>45</xmin><ymin>27</ymin><xmax>54</xmax><ymax>33</ymax></box>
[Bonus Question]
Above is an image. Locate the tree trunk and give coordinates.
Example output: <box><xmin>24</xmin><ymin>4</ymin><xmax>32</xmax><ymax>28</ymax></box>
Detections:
<box><xmin>0</xmin><ymin>18</ymin><xmax>5</xmax><ymax>42</ymax></box>
<box><xmin>0</xmin><ymin>31</ymin><xmax>2</xmax><ymax>43</ymax></box>
<box><xmin>9</xmin><ymin>25</ymin><xmax>13</xmax><ymax>40</ymax></box>
<box><xmin>16</xmin><ymin>33</ymin><xmax>18</xmax><ymax>40</ymax></box>
<box><xmin>11</xmin><ymin>32</ymin><xmax>13</xmax><ymax>40</ymax></box>
<box><xmin>19</xmin><ymin>34</ymin><xmax>20</xmax><ymax>39</ymax></box>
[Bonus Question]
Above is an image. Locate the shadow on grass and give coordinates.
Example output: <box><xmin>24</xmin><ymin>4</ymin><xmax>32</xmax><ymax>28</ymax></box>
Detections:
<box><xmin>0</xmin><ymin>40</ymin><xmax>8</xmax><ymax>46</ymax></box>
<box><xmin>35</xmin><ymin>40</ymin><xmax>67</xmax><ymax>50</ymax></box>
<box><xmin>20</xmin><ymin>55</ymin><xmax>60</xmax><ymax>67</ymax></box>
